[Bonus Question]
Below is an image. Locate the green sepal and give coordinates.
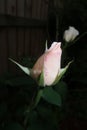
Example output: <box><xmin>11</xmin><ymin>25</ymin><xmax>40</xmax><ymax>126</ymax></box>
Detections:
<box><xmin>53</xmin><ymin>61</ymin><xmax>73</xmax><ymax>85</ymax></box>
<box><xmin>45</xmin><ymin>40</ymin><xmax>48</xmax><ymax>51</ymax></box>
<box><xmin>9</xmin><ymin>58</ymin><xmax>30</xmax><ymax>75</ymax></box>
<box><xmin>38</xmin><ymin>71</ymin><xmax>45</xmax><ymax>87</ymax></box>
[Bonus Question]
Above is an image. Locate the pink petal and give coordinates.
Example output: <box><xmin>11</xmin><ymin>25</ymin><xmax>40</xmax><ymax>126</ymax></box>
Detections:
<box><xmin>43</xmin><ymin>42</ymin><xmax>62</xmax><ymax>86</ymax></box>
<box><xmin>31</xmin><ymin>54</ymin><xmax>44</xmax><ymax>80</ymax></box>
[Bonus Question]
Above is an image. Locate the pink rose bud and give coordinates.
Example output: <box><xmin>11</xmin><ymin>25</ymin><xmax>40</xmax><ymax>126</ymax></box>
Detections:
<box><xmin>31</xmin><ymin>42</ymin><xmax>62</xmax><ymax>86</ymax></box>
<box><xmin>9</xmin><ymin>42</ymin><xmax>72</xmax><ymax>87</ymax></box>
<box><xmin>63</xmin><ymin>26</ymin><xmax>79</xmax><ymax>42</ymax></box>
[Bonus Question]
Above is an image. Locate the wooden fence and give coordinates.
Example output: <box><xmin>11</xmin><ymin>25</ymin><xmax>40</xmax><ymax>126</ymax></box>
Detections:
<box><xmin>0</xmin><ymin>0</ymin><xmax>49</xmax><ymax>75</ymax></box>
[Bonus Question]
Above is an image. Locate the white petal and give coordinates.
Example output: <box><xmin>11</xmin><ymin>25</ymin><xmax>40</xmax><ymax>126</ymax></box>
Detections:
<box><xmin>49</xmin><ymin>42</ymin><xmax>61</xmax><ymax>51</ymax></box>
<box><xmin>63</xmin><ymin>26</ymin><xmax>79</xmax><ymax>42</ymax></box>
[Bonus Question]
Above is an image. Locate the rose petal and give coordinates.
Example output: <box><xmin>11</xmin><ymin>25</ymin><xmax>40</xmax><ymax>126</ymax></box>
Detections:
<box><xmin>63</xmin><ymin>26</ymin><xmax>79</xmax><ymax>42</ymax></box>
<box><xmin>31</xmin><ymin>54</ymin><xmax>44</xmax><ymax>80</ymax></box>
<box><xmin>43</xmin><ymin>42</ymin><xmax>62</xmax><ymax>86</ymax></box>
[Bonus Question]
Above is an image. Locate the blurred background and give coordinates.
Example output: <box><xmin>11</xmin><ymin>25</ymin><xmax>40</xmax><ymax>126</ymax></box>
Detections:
<box><xmin>0</xmin><ymin>0</ymin><xmax>87</xmax><ymax>130</ymax></box>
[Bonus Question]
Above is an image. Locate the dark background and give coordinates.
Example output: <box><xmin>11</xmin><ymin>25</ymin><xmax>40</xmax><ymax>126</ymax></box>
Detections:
<box><xmin>0</xmin><ymin>0</ymin><xmax>87</xmax><ymax>130</ymax></box>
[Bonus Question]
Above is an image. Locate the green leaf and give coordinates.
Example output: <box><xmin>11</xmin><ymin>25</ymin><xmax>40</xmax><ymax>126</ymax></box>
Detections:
<box><xmin>53</xmin><ymin>61</ymin><xmax>73</xmax><ymax>85</ymax></box>
<box><xmin>9</xmin><ymin>58</ymin><xmax>30</xmax><ymax>75</ymax></box>
<box><xmin>42</xmin><ymin>87</ymin><xmax>62</xmax><ymax>107</ymax></box>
